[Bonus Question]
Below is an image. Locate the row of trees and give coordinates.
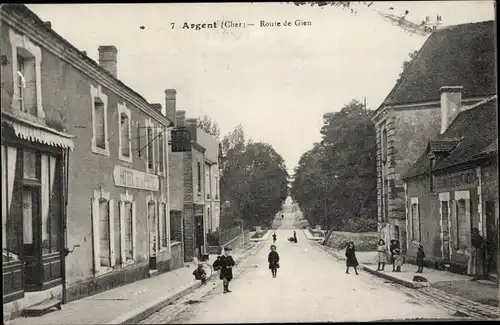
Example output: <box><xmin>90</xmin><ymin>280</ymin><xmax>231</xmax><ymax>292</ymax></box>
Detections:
<box><xmin>291</xmin><ymin>100</ymin><xmax>378</xmax><ymax>232</ymax></box>
<box><xmin>198</xmin><ymin>117</ymin><xmax>289</xmax><ymax>230</ymax></box>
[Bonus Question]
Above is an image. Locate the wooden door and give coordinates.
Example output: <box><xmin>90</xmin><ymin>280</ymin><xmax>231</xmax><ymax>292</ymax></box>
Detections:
<box><xmin>23</xmin><ymin>185</ymin><xmax>41</xmax><ymax>290</ymax></box>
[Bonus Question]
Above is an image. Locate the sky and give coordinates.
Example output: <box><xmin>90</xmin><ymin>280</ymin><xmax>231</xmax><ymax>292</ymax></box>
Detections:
<box><xmin>27</xmin><ymin>1</ymin><xmax>495</xmax><ymax>175</ymax></box>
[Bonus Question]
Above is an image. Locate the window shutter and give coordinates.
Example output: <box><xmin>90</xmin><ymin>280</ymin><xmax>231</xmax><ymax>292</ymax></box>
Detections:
<box><xmin>109</xmin><ymin>200</ymin><xmax>115</xmax><ymax>267</ymax></box>
<box><xmin>119</xmin><ymin>201</ymin><xmax>126</xmax><ymax>264</ymax></box>
<box><xmin>91</xmin><ymin>198</ymin><xmax>100</xmax><ymax>273</ymax></box>
<box><xmin>131</xmin><ymin>201</ymin><xmax>136</xmax><ymax>260</ymax></box>
<box><xmin>158</xmin><ymin>203</ymin><xmax>162</xmax><ymax>249</ymax></box>
<box><xmin>450</xmin><ymin>200</ymin><xmax>458</xmax><ymax>249</ymax></box>
<box><xmin>95</xmin><ymin>102</ymin><xmax>105</xmax><ymax>147</ymax></box>
<box><xmin>24</xmin><ymin>59</ymin><xmax>37</xmax><ymax>115</ymax></box>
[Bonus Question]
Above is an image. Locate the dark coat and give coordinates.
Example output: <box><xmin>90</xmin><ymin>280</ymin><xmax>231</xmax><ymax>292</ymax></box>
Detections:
<box><xmin>268</xmin><ymin>251</ymin><xmax>280</xmax><ymax>269</ymax></box>
<box><xmin>213</xmin><ymin>255</ymin><xmax>235</xmax><ymax>281</ymax></box>
<box><xmin>416</xmin><ymin>249</ymin><xmax>426</xmax><ymax>266</ymax></box>
<box><xmin>345</xmin><ymin>247</ymin><xmax>359</xmax><ymax>267</ymax></box>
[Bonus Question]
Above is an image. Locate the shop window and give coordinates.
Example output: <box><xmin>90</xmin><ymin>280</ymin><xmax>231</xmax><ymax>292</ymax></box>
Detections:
<box><xmin>118</xmin><ymin>103</ymin><xmax>132</xmax><ymax>162</ymax></box>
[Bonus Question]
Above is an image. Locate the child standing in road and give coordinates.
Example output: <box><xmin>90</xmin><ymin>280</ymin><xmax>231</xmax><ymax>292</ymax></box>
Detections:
<box><xmin>272</xmin><ymin>232</ymin><xmax>277</xmax><ymax>243</ymax></box>
<box><xmin>393</xmin><ymin>248</ymin><xmax>404</xmax><ymax>272</ymax></box>
<box><xmin>268</xmin><ymin>245</ymin><xmax>280</xmax><ymax>278</ymax></box>
<box><xmin>345</xmin><ymin>241</ymin><xmax>359</xmax><ymax>275</ymax></box>
<box><xmin>376</xmin><ymin>239</ymin><xmax>388</xmax><ymax>271</ymax></box>
<box><xmin>416</xmin><ymin>244</ymin><xmax>426</xmax><ymax>273</ymax></box>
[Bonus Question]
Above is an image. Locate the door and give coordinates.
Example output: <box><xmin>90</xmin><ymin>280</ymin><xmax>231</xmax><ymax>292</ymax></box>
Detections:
<box><xmin>441</xmin><ymin>201</ymin><xmax>451</xmax><ymax>260</ymax></box>
<box><xmin>195</xmin><ymin>214</ymin><xmax>204</xmax><ymax>259</ymax></box>
<box><xmin>148</xmin><ymin>201</ymin><xmax>157</xmax><ymax>269</ymax></box>
<box><xmin>485</xmin><ymin>201</ymin><xmax>497</xmax><ymax>275</ymax></box>
<box><xmin>23</xmin><ymin>185</ymin><xmax>41</xmax><ymax>290</ymax></box>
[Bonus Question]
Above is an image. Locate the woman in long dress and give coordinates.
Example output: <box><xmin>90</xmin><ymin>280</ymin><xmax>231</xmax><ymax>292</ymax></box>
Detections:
<box><xmin>468</xmin><ymin>227</ymin><xmax>486</xmax><ymax>279</ymax></box>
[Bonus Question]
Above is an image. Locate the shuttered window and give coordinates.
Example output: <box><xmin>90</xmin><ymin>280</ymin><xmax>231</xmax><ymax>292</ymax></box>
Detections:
<box><xmin>456</xmin><ymin>199</ymin><xmax>469</xmax><ymax>250</ymax></box>
<box><xmin>99</xmin><ymin>199</ymin><xmax>111</xmax><ymax>267</ymax></box>
<box><xmin>95</xmin><ymin>98</ymin><xmax>106</xmax><ymax>149</ymax></box>
<box><xmin>17</xmin><ymin>55</ymin><xmax>25</xmax><ymax>112</ymax></box>
<box><xmin>197</xmin><ymin>162</ymin><xmax>202</xmax><ymax>193</ymax></box>
<box><xmin>147</xmin><ymin>127</ymin><xmax>154</xmax><ymax>170</ymax></box>
<box><xmin>123</xmin><ymin>202</ymin><xmax>133</xmax><ymax>260</ymax></box>
<box><xmin>120</xmin><ymin>113</ymin><xmax>130</xmax><ymax>157</ymax></box>
<box><xmin>161</xmin><ymin>203</ymin><xmax>168</xmax><ymax>248</ymax></box>
<box><xmin>22</xmin><ymin>55</ymin><xmax>37</xmax><ymax>116</ymax></box>
<box><xmin>158</xmin><ymin>132</ymin><xmax>165</xmax><ymax>173</ymax></box>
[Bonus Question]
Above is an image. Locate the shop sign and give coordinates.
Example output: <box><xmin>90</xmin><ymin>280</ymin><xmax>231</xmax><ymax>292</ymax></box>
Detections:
<box><xmin>435</xmin><ymin>169</ymin><xmax>477</xmax><ymax>190</ymax></box>
<box><xmin>114</xmin><ymin>165</ymin><xmax>159</xmax><ymax>191</ymax></box>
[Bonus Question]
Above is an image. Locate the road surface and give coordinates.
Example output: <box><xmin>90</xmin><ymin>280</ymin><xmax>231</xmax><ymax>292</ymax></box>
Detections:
<box><xmin>141</xmin><ymin>213</ymin><xmax>462</xmax><ymax>323</ymax></box>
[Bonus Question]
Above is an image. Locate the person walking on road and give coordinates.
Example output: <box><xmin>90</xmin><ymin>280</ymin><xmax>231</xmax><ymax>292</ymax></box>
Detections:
<box><xmin>272</xmin><ymin>232</ymin><xmax>277</xmax><ymax>243</ymax></box>
<box><xmin>376</xmin><ymin>239</ymin><xmax>388</xmax><ymax>271</ymax></box>
<box><xmin>268</xmin><ymin>245</ymin><xmax>280</xmax><ymax>278</ymax></box>
<box><xmin>213</xmin><ymin>247</ymin><xmax>235</xmax><ymax>293</ymax></box>
<box><xmin>416</xmin><ymin>244</ymin><xmax>426</xmax><ymax>273</ymax></box>
<box><xmin>293</xmin><ymin>231</ymin><xmax>297</xmax><ymax>243</ymax></box>
<box><xmin>345</xmin><ymin>241</ymin><xmax>359</xmax><ymax>275</ymax></box>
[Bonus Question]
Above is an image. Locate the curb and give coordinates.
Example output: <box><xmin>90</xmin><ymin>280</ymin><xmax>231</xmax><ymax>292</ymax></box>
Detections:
<box><xmin>360</xmin><ymin>265</ymin><xmax>427</xmax><ymax>289</ymax></box>
<box><xmin>250</xmin><ymin>230</ymin><xmax>271</xmax><ymax>242</ymax></box>
<box><xmin>107</xmin><ymin>242</ymin><xmax>259</xmax><ymax>324</ymax></box>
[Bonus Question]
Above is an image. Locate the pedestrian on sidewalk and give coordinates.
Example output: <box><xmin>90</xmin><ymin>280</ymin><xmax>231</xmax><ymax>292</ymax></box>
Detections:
<box><xmin>467</xmin><ymin>227</ymin><xmax>486</xmax><ymax>279</ymax></box>
<box><xmin>213</xmin><ymin>247</ymin><xmax>235</xmax><ymax>293</ymax></box>
<box><xmin>376</xmin><ymin>239</ymin><xmax>388</xmax><ymax>271</ymax></box>
<box><xmin>416</xmin><ymin>244</ymin><xmax>426</xmax><ymax>273</ymax></box>
<box><xmin>345</xmin><ymin>241</ymin><xmax>359</xmax><ymax>275</ymax></box>
<box><xmin>193</xmin><ymin>264</ymin><xmax>207</xmax><ymax>284</ymax></box>
<box><xmin>389</xmin><ymin>239</ymin><xmax>400</xmax><ymax>271</ymax></box>
<box><xmin>268</xmin><ymin>245</ymin><xmax>280</xmax><ymax>278</ymax></box>
<box><xmin>272</xmin><ymin>232</ymin><xmax>277</xmax><ymax>243</ymax></box>
<box><xmin>393</xmin><ymin>248</ymin><xmax>404</xmax><ymax>272</ymax></box>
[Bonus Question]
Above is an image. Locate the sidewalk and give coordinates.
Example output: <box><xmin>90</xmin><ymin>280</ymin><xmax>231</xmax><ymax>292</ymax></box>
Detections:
<box><xmin>314</xmin><ymin>241</ymin><xmax>499</xmax><ymax>316</ymax></box>
<box><xmin>7</xmin><ymin>243</ymin><xmax>257</xmax><ymax>325</ymax></box>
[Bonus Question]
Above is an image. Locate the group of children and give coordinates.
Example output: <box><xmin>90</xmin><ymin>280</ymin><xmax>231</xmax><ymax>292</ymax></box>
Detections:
<box><xmin>346</xmin><ymin>239</ymin><xmax>426</xmax><ymax>274</ymax></box>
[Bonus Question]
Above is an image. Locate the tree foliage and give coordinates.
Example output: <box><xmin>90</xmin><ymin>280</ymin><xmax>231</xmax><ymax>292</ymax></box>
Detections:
<box><xmin>291</xmin><ymin>99</ymin><xmax>377</xmax><ymax>232</ymax></box>
<box><xmin>220</xmin><ymin>125</ymin><xmax>288</xmax><ymax>229</ymax></box>
<box><xmin>198</xmin><ymin>114</ymin><xmax>221</xmax><ymax>138</ymax></box>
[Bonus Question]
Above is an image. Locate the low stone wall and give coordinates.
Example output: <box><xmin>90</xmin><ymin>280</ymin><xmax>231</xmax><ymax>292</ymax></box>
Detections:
<box><xmin>223</xmin><ymin>230</ymin><xmax>251</xmax><ymax>251</ymax></box>
<box><xmin>323</xmin><ymin>231</ymin><xmax>379</xmax><ymax>251</ymax></box>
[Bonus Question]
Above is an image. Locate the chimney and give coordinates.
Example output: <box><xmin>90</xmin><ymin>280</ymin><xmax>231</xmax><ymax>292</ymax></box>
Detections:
<box><xmin>440</xmin><ymin>86</ymin><xmax>463</xmax><ymax>134</ymax></box>
<box><xmin>81</xmin><ymin>50</ymin><xmax>87</xmax><ymax>56</ymax></box>
<box><xmin>98</xmin><ymin>45</ymin><xmax>118</xmax><ymax>78</ymax></box>
<box><xmin>186</xmin><ymin>118</ymin><xmax>199</xmax><ymax>141</ymax></box>
<box><xmin>151</xmin><ymin>103</ymin><xmax>162</xmax><ymax>112</ymax></box>
<box><xmin>165</xmin><ymin>89</ymin><xmax>177</xmax><ymax>123</ymax></box>
<box><xmin>176</xmin><ymin>110</ymin><xmax>186</xmax><ymax>128</ymax></box>
<box><xmin>44</xmin><ymin>21</ymin><xmax>52</xmax><ymax>29</ymax></box>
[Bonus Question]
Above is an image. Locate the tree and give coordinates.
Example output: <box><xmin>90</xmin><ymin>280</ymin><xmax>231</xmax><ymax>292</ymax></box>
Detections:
<box><xmin>291</xmin><ymin>99</ymin><xmax>378</xmax><ymax>232</ymax></box>
<box><xmin>219</xmin><ymin>125</ymin><xmax>288</xmax><ymax>229</ymax></box>
<box><xmin>198</xmin><ymin>114</ymin><xmax>220</xmax><ymax>138</ymax></box>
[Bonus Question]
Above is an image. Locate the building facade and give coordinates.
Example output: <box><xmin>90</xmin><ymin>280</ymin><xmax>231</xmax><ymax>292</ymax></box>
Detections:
<box><xmin>371</xmin><ymin>20</ymin><xmax>496</xmax><ymax>252</ymax></box>
<box><xmin>169</xmin><ymin>111</ymin><xmax>208</xmax><ymax>262</ymax></box>
<box><xmin>2</xmin><ymin>5</ymin><xmax>179</xmax><ymax>311</ymax></box>
<box><xmin>402</xmin><ymin>93</ymin><xmax>497</xmax><ymax>279</ymax></box>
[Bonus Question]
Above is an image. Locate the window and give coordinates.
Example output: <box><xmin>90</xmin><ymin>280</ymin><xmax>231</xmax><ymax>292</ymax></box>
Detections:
<box><xmin>119</xmin><ymin>191</ymin><xmax>135</xmax><ymax>264</ymax></box>
<box><xmin>197</xmin><ymin>161</ymin><xmax>202</xmax><ymax>193</ymax></box>
<box><xmin>91</xmin><ymin>189</ymin><xmax>114</xmax><ymax>273</ymax></box>
<box><xmin>42</xmin><ymin>156</ymin><xmax>61</xmax><ymax>255</ymax></box>
<box><xmin>456</xmin><ymin>199</ymin><xmax>469</xmax><ymax>250</ymax></box>
<box><xmin>205</xmin><ymin>164</ymin><xmax>211</xmax><ymax>199</ymax></box>
<box><xmin>91</xmin><ymin>84</ymin><xmax>109</xmax><ymax>156</ymax></box>
<box><xmin>94</xmin><ymin>99</ymin><xmax>106</xmax><ymax>149</ymax></box>
<box><xmin>147</xmin><ymin>126</ymin><xmax>154</xmax><ymax>171</ymax></box>
<box><xmin>118</xmin><ymin>103</ymin><xmax>132</xmax><ymax>162</ymax></box>
<box><xmin>158</xmin><ymin>130</ymin><xmax>165</xmax><ymax>174</ymax></box>
<box><xmin>410</xmin><ymin>198</ymin><xmax>420</xmax><ymax>242</ymax></box>
<box><xmin>17</xmin><ymin>55</ymin><xmax>25</xmax><ymax>112</ymax></box>
<box><xmin>2</xmin><ymin>146</ymin><xmax>22</xmax><ymax>263</ymax></box>
<box><xmin>215</xmin><ymin>176</ymin><xmax>219</xmax><ymax>200</ymax></box>
<box><xmin>148</xmin><ymin>200</ymin><xmax>157</xmax><ymax>256</ymax></box>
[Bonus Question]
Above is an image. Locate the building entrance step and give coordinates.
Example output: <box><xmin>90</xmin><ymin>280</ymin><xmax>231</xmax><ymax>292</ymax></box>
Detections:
<box><xmin>22</xmin><ymin>298</ymin><xmax>62</xmax><ymax>317</ymax></box>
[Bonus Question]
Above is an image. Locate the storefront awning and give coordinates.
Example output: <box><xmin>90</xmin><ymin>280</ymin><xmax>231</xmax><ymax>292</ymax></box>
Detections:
<box><xmin>4</xmin><ymin>119</ymin><xmax>75</xmax><ymax>151</ymax></box>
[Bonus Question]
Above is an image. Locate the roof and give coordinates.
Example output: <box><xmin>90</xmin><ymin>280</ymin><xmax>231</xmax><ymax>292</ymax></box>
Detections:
<box><xmin>429</xmin><ymin>139</ymin><xmax>461</xmax><ymax>152</ymax></box>
<box><xmin>1</xmin><ymin>5</ymin><xmax>174</xmax><ymax>126</ymax></box>
<box><xmin>379</xmin><ymin>20</ymin><xmax>496</xmax><ymax>109</ymax></box>
<box><xmin>402</xmin><ymin>97</ymin><xmax>498</xmax><ymax>180</ymax></box>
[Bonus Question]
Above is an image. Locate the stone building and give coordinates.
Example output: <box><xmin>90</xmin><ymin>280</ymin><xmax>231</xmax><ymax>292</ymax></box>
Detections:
<box><xmin>169</xmin><ymin>111</ymin><xmax>208</xmax><ymax>262</ymax></box>
<box><xmin>402</xmin><ymin>94</ymin><xmax>497</xmax><ymax>280</ymax></box>
<box><xmin>1</xmin><ymin>4</ymin><xmax>179</xmax><ymax>314</ymax></box>
<box><xmin>371</xmin><ymin>20</ymin><xmax>496</xmax><ymax>252</ymax></box>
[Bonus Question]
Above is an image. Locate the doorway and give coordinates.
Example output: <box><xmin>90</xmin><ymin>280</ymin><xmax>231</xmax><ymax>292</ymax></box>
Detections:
<box><xmin>148</xmin><ymin>201</ymin><xmax>157</xmax><ymax>269</ymax></box>
<box><xmin>23</xmin><ymin>185</ymin><xmax>40</xmax><ymax>290</ymax></box>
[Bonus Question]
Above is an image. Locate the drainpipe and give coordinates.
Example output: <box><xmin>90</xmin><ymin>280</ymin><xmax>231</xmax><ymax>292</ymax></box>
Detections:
<box><xmin>61</xmin><ymin>149</ymin><xmax>69</xmax><ymax>304</ymax></box>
